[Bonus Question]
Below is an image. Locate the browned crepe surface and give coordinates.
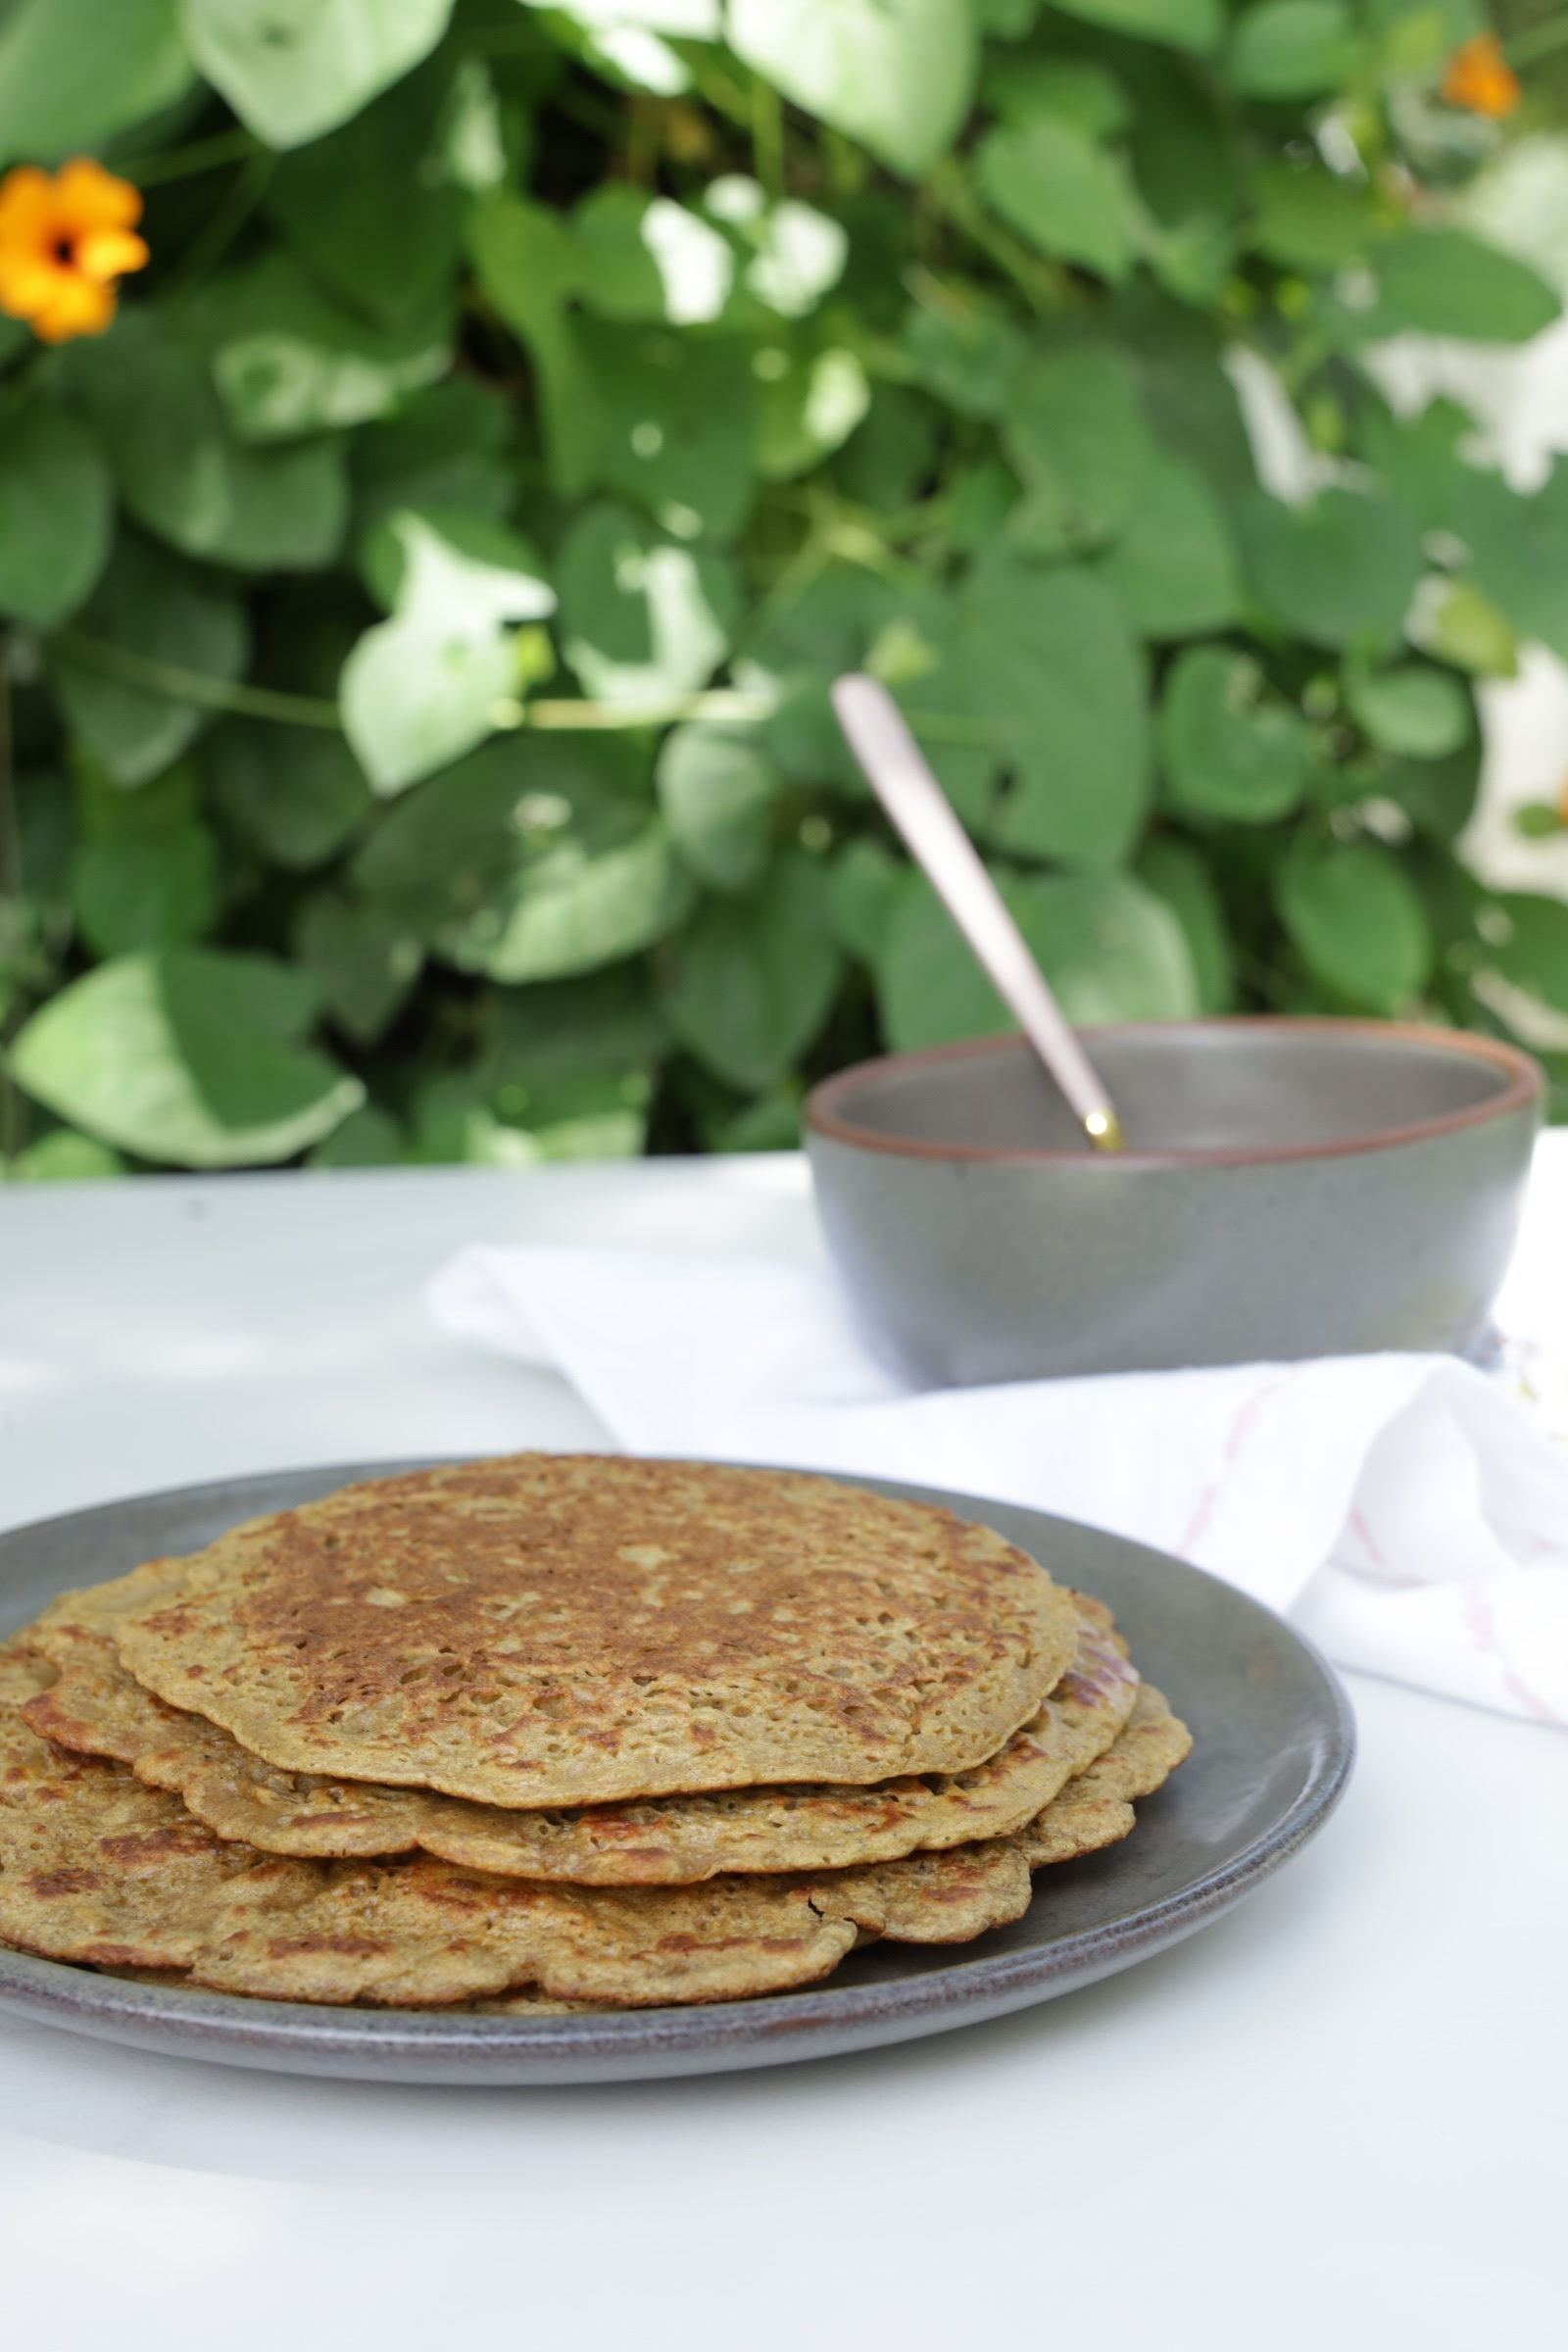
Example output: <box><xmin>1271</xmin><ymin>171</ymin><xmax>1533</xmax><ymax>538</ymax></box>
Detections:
<box><xmin>69</xmin><ymin>1457</ymin><xmax>1080</xmax><ymax>1805</ymax></box>
<box><xmin>1018</xmin><ymin>1681</ymin><xmax>1193</xmax><ymax>1866</ymax></box>
<box><xmin>26</xmin><ymin>1595</ymin><xmax>1138</xmax><ymax>1883</ymax></box>
<box><xmin>0</xmin><ymin>1641</ymin><xmax>260</xmax><ymax>1971</ymax></box>
<box><xmin>0</xmin><ymin>1637</ymin><xmax>1190</xmax><ymax>2008</ymax></box>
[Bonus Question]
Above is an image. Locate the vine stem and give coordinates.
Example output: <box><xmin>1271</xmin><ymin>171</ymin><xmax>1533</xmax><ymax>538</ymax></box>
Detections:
<box><xmin>112</xmin><ymin>127</ymin><xmax>262</xmax><ymax>188</ymax></box>
<box><xmin>751</xmin><ymin>72</ymin><xmax>785</xmax><ymax>197</ymax></box>
<box><xmin>52</xmin><ymin>636</ymin><xmax>782</xmax><ymax>735</ymax></box>
<box><xmin>160</xmin><ymin>152</ymin><xmax>275</xmax><ymax>301</ymax></box>
<box><xmin>52</xmin><ymin>634</ymin><xmax>344</xmax><ymax>727</ymax></box>
<box><xmin>54</xmin><ymin>634</ymin><xmax>989</xmax><ymax>746</ymax></box>
<box><xmin>922</xmin><ymin>159</ymin><xmax>1069</xmax><ymax>318</ymax></box>
<box><xmin>525</xmin><ymin>692</ymin><xmax>778</xmax><ymax>729</ymax></box>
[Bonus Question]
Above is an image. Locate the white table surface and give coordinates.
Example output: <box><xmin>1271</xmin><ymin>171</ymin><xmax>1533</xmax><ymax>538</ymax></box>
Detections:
<box><xmin>1</xmin><ymin>1154</ymin><xmax>1564</xmax><ymax>2352</ymax></box>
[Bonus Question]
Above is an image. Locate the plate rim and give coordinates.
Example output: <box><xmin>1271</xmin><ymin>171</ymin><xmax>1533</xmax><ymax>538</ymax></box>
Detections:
<box><xmin>0</xmin><ymin>1458</ymin><xmax>1356</xmax><ymax>2082</ymax></box>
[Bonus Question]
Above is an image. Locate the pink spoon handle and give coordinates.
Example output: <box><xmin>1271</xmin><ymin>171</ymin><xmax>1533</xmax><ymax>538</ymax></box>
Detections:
<box><xmin>831</xmin><ymin>672</ymin><xmax>1124</xmax><ymax>1151</ymax></box>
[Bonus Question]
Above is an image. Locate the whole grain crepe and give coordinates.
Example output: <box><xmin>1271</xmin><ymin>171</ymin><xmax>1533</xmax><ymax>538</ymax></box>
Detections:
<box><xmin>77</xmin><ymin>1457</ymin><xmax>1082</xmax><ymax>1806</ymax></box>
<box><xmin>25</xmin><ymin>1594</ymin><xmax>1139</xmax><ymax>1883</ymax></box>
<box><xmin>0</xmin><ymin>1639</ymin><xmax>1191</xmax><ymax>2008</ymax></box>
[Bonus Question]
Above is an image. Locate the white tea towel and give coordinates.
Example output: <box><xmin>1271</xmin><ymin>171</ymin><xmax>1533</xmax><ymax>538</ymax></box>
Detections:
<box><xmin>428</xmin><ymin>1243</ymin><xmax>1568</xmax><ymax>1724</ymax></box>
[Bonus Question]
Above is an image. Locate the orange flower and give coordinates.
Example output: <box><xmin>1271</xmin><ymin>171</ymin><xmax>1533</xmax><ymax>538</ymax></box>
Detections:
<box><xmin>1442</xmin><ymin>32</ymin><xmax>1522</xmax><ymax>121</ymax></box>
<box><xmin>0</xmin><ymin>158</ymin><xmax>148</xmax><ymax>344</ymax></box>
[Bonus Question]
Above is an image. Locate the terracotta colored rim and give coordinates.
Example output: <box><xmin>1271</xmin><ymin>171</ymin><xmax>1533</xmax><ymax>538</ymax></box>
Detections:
<box><xmin>804</xmin><ymin>1018</ymin><xmax>1544</xmax><ymax>1169</ymax></box>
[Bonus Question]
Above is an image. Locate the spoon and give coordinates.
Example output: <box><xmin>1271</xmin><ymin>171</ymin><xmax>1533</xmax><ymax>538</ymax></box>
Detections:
<box><xmin>831</xmin><ymin>672</ymin><xmax>1125</xmax><ymax>1153</ymax></box>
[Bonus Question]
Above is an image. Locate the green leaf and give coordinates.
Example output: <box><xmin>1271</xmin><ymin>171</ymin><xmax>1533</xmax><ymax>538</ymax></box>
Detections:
<box><xmin>1367</xmin><ymin>232</ymin><xmax>1560</xmax><ymax>345</ymax></box>
<box><xmin>572</xmin><ymin>185</ymin><xmax>666</xmax><ymax>320</ymax></box>
<box><xmin>1358</xmin><ymin>394</ymin><xmax>1477</xmax><ymax>533</ymax></box>
<box><xmin>1410</xmin><ymin>578</ymin><xmax>1519</xmax><ymax>678</ymax></box>
<box><xmin>66</xmin><ymin>314</ymin><xmax>348</xmax><ymax>573</ymax></box>
<box><xmin>657</xmin><ymin>724</ymin><xmax>778</xmax><ymax>891</ymax></box>
<box><xmin>1159</xmin><ymin>646</ymin><xmax>1310</xmax><ymax>822</ymax></box>
<box><xmin>181</xmin><ymin>0</ymin><xmax>456</xmax><ymax>150</ymax></box>
<box><xmin>706</xmin><ymin>1090</ymin><xmax>804</xmax><ymax>1152</ymax></box>
<box><xmin>1137</xmin><ymin>835</ymin><xmax>1233</xmax><ymax>1011</ymax></box>
<box><xmin>1378</xmin><ymin>738</ymin><xmax>1480</xmax><ymax>844</ymax></box>
<box><xmin>267</xmin><ymin>57</ymin><xmax>471</xmax><ymax>322</ymax></box>
<box><xmin>661</xmin><ymin>850</ymin><xmax>841</xmax><ymax>1090</ymax></box>
<box><xmin>828</xmin><ymin>835</ymin><xmax>902</xmax><ymax>962</ymax></box>
<box><xmin>1124</xmin><ymin>52</ymin><xmax>1231</xmax><ymax>225</ymax></box>
<box><xmin>902</xmin><ymin>297</ymin><xmax>1024</xmax><ymax>419</ymax></box>
<box><xmin>877</xmin><ymin>867</ymin><xmax>1199</xmax><ymax>1052</ymax></box>
<box><xmin>1048</xmin><ymin>0</ymin><xmax>1221</xmax><ymax>53</ymax></box>
<box><xmin>1146</xmin><ymin>214</ymin><xmax>1232</xmax><ymax>307</ymax></box>
<box><xmin>307</xmin><ymin>1103</ymin><xmax>404</xmax><ymax>1168</ymax></box>
<box><xmin>727</xmin><ymin>0</ymin><xmax>978</xmax><ymax>178</ymax></box>
<box><xmin>190</xmin><ymin>254</ymin><xmax>450</xmax><ymax>443</ymax></box>
<box><xmin>352</xmin><ymin>380</ymin><xmax>515</xmax><ymax>535</ymax></box>
<box><xmin>205</xmin><ymin>719</ymin><xmax>372</xmax><ymax>868</ymax></box>
<box><xmin>557</xmin><ymin>502</ymin><xmax>736</xmax><ymax>709</ymax></box>
<box><xmin>359</xmin><ymin>508</ymin><xmax>543</xmax><ymax>613</ymax></box>
<box><xmin>294</xmin><ymin>890</ymin><xmax>421</xmax><ymax>1044</ymax></box>
<box><xmin>353</xmin><ymin>736</ymin><xmax>694</xmax><ymax>980</ymax></box>
<box><xmin>8</xmin><ymin>949</ymin><xmax>363</xmax><ymax>1168</ymax></box>
<box><xmin>1251</xmin><ymin>163</ymin><xmax>1380</xmax><ymax>271</ymax></box>
<box><xmin>0</xmin><ymin>0</ymin><xmax>190</xmax><ymax>164</ymax></box>
<box><xmin>740</xmin><ymin>197</ymin><xmax>849</xmax><ymax>319</ymax></box>
<box><xmin>355</xmin><ymin>736</ymin><xmax>612</xmax><ymax>933</ymax></box>
<box><xmin>976</xmin><ymin>117</ymin><xmax>1137</xmax><ymax>282</ymax></box>
<box><xmin>488</xmin><ymin>966</ymin><xmax>667</xmax><ymax>1084</ymax></box>
<box><xmin>1449</xmin><ymin>467</ymin><xmax>1568</xmax><ymax>664</ymax></box>
<box><xmin>756</xmin><ymin>345</ymin><xmax>871</xmax><ymax>482</ymax></box>
<box><xmin>11</xmin><ymin>768</ymin><xmax>73</xmax><ymax>911</ymax></box>
<box><xmin>951</xmin><ymin>554</ymin><xmax>1150</xmax><ymax>866</ymax></box>
<box><xmin>0</xmin><ymin>402</ymin><xmax>112</xmax><ymax>629</ymax></box>
<box><xmin>576</xmin><ymin>9</ymin><xmax>719</xmax><ymax>77</ymax></box>
<box><xmin>983</xmin><ymin>56</ymin><xmax>1129</xmax><ymax>136</ymax></box>
<box><xmin>340</xmin><ymin>514</ymin><xmax>556</xmax><ymax>794</ymax></box>
<box><xmin>407</xmin><ymin>1072</ymin><xmax>534</xmax><ymax>1168</ymax></box>
<box><xmin>71</xmin><ymin>828</ymin><xmax>218</xmax><ymax>960</ymax></box>
<box><xmin>1239</xmin><ymin>488</ymin><xmax>1422</xmax><ymax>650</ymax></box>
<box><xmin>1489</xmin><ymin>894</ymin><xmax>1568</xmax><ymax>1016</ymax></box>
<box><xmin>1000</xmin><ymin>345</ymin><xmax>1153</xmax><ymax>554</ymax></box>
<box><xmin>48</xmin><ymin>534</ymin><xmax>248</xmax><ymax>788</ymax></box>
<box><xmin>70</xmin><ymin>773</ymin><xmax>220</xmax><ymax>957</ymax></box>
<box><xmin>835</xmin><ymin>386</ymin><xmax>943</xmax><ymax>509</ymax></box>
<box><xmin>1114</xmin><ymin>296</ymin><xmax>1254</xmax><ymax>505</ymax></box>
<box><xmin>411</xmin><ymin>1060</ymin><xmax>649</xmax><ymax>1168</ymax></box>
<box><xmin>451</xmin><ymin>821</ymin><xmax>692</xmax><ymax>983</ymax></box>
<box><xmin>1277</xmin><ymin>837</ymin><xmax>1431</xmax><ymax>1011</ymax></box>
<box><xmin>1348</xmin><ymin>664</ymin><xmax>1471</xmax><ymax>760</ymax></box>
<box><xmin>6</xmin><ymin>1130</ymin><xmax>126</xmax><ymax>1183</ymax></box>
<box><xmin>1228</xmin><ymin>0</ymin><xmax>1359</xmax><ymax>97</ymax></box>
<box><xmin>743</xmin><ymin>567</ymin><xmax>936</xmax><ymax>753</ymax></box>
<box><xmin>575</xmin><ymin>186</ymin><xmax>734</xmax><ymax>324</ymax></box>
<box><xmin>1099</xmin><ymin>454</ymin><xmax>1239</xmax><ymax>636</ymax></box>
<box><xmin>468</xmin><ymin>196</ymin><xmax>603</xmax><ymax>500</ymax></box>
<box><xmin>585</xmin><ymin>321</ymin><xmax>756</xmax><ymax>537</ymax></box>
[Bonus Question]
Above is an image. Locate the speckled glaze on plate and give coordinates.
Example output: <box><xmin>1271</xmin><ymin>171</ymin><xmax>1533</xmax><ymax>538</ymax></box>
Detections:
<box><xmin>0</xmin><ymin>1463</ymin><xmax>1354</xmax><ymax>2085</ymax></box>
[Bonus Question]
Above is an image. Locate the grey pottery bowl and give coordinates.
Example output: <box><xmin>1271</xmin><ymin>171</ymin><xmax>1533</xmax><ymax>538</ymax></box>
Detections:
<box><xmin>805</xmin><ymin>1019</ymin><xmax>1543</xmax><ymax>1384</ymax></box>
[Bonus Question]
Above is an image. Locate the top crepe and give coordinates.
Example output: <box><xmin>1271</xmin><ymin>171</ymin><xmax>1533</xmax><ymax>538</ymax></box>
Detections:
<box><xmin>93</xmin><ymin>1457</ymin><xmax>1081</xmax><ymax>1808</ymax></box>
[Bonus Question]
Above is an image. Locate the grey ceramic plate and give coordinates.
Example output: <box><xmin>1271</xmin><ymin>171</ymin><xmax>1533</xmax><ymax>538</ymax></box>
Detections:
<box><xmin>0</xmin><ymin>1463</ymin><xmax>1354</xmax><ymax>2086</ymax></box>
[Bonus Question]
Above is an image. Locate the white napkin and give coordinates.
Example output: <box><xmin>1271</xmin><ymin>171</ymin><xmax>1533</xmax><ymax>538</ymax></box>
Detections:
<box><xmin>427</xmin><ymin>1241</ymin><xmax>1568</xmax><ymax>1726</ymax></box>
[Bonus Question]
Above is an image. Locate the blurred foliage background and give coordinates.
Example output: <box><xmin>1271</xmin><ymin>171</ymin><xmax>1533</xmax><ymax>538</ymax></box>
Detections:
<box><xmin>3</xmin><ymin>0</ymin><xmax>1568</xmax><ymax>1178</ymax></box>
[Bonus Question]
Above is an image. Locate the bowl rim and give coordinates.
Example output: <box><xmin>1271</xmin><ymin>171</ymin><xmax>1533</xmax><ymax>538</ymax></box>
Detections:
<box><xmin>804</xmin><ymin>1017</ymin><xmax>1544</xmax><ymax>1169</ymax></box>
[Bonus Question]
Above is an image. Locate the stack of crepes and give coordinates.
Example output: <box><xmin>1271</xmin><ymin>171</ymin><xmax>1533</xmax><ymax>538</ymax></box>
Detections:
<box><xmin>0</xmin><ymin>1457</ymin><xmax>1192</xmax><ymax>2010</ymax></box>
